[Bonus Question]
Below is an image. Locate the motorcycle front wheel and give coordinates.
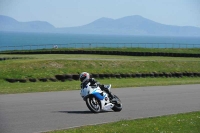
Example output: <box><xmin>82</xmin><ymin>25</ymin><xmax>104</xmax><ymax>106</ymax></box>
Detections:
<box><xmin>86</xmin><ymin>96</ymin><xmax>101</xmax><ymax>113</ymax></box>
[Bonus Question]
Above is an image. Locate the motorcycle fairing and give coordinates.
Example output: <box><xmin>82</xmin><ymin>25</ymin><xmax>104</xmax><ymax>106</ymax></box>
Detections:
<box><xmin>91</xmin><ymin>89</ymin><xmax>106</xmax><ymax>100</ymax></box>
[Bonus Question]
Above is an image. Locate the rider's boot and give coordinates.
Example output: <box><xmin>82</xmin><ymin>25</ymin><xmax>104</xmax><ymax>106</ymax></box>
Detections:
<box><xmin>104</xmin><ymin>88</ymin><xmax>117</xmax><ymax>103</ymax></box>
<box><xmin>100</xmin><ymin>85</ymin><xmax>117</xmax><ymax>103</ymax></box>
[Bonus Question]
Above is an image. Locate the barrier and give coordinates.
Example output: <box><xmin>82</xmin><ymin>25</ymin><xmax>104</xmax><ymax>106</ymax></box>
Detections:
<box><xmin>4</xmin><ymin>72</ymin><xmax>200</xmax><ymax>83</ymax></box>
<box><xmin>1</xmin><ymin>43</ymin><xmax>200</xmax><ymax>52</ymax></box>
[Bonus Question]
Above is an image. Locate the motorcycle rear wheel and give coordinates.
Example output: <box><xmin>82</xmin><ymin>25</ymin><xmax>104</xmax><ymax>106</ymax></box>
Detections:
<box><xmin>112</xmin><ymin>95</ymin><xmax>122</xmax><ymax>112</ymax></box>
<box><xmin>86</xmin><ymin>96</ymin><xmax>101</xmax><ymax>113</ymax></box>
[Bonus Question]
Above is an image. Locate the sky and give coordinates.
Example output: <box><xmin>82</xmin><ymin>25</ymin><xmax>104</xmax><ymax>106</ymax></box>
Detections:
<box><xmin>0</xmin><ymin>0</ymin><xmax>200</xmax><ymax>28</ymax></box>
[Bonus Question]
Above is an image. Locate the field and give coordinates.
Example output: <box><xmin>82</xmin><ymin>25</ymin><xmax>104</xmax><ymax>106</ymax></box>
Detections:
<box><xmin>1</xmin><ymin>54</ymin><xmax>200</xmax><ymax>79</ymax></box>
<box><xmin>0</xmin><ymin>52</ymin><xmax>200</xmax><ymax>94</ymax></box>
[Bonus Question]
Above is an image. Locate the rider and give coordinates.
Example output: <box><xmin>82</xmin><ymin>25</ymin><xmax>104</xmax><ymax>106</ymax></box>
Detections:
<box><xmin>79</xmin><ymin>72</ymin><xmax>115</xmax><ymax>101</ymax></box>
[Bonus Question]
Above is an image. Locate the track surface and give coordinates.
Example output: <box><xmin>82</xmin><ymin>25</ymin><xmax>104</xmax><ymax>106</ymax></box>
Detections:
<box><xmin>0</xmin><ymin>84</ymin><xmax>200</xmax><ymax>133</ymax></box>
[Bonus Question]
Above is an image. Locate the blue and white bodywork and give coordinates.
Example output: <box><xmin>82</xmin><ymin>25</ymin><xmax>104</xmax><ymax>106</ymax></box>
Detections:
<box><xmin>80</xmin><ymin>82</ymin><xmax>114</xmax><ymax>111</ymax></box>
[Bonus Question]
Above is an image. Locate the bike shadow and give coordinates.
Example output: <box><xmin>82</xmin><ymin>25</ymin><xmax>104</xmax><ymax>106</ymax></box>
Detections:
<box><xmin>54</xmin><ymin>110</ymin><xmax>112</xmax><ymax>114</ymax></box>
<box><xmin>59</xmin><ymin>111</ymin><xmax>92</xmax><ymax>114</ymax></box>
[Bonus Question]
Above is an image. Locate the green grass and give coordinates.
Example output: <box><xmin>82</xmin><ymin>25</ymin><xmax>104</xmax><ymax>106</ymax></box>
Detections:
<box><xmin>0</xmin><ymin>54</ymin><xmax>200</xmax><ymax>94</ymax></box>
<box><xmin>2</xmin><ymin>47</ymin><xmax>200</xmax><ymax>54</ymax></box>
<box><xmin>1</xmin><ymin>77</ymin><xmax>200</xmax><ymax>94</ymax></box>
<box><xmin>0</xmin><ymin>54</ymin><xmax>200</xmax><ymax>79</ymax></box>
<box><xmin>47</xmin><ymin>111</ymin><xmax>200</xmax><ymax>133</ymax></box>
<box><xmin>70</xmin><ymin>47</ymin><xmax>200</xmax><ymax>54</ymax></box>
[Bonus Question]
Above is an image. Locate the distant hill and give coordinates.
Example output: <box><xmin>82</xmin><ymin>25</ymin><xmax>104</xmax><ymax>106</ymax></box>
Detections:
<box><xmin>1</xmin><ymin>15</ymin><xmax>200</xmax><ymax>36</ymax></box>
<box><xmin>0</xmin><ymin>15</ymin><xmax>55</xmax><ymax>32</ymax></box>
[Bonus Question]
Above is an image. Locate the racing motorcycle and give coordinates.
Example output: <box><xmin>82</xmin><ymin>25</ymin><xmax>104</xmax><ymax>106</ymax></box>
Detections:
<box><xmin>80</xmin><ymin>83</ymin><xmax>122</xmax><ymax>113</ymax></box>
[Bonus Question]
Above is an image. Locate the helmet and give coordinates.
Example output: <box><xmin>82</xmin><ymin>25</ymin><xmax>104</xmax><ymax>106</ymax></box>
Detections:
<box><xmin>79</xmin><ymin>72</ymin><xmax>90</xmax><ymax>83</ymax></box>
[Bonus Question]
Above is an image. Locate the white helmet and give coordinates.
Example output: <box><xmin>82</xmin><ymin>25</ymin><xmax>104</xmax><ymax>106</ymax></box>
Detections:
<box><xmin>79</xmin><ymin>72</ymin><xmax>90</xmax><ymax>83</ymax></box>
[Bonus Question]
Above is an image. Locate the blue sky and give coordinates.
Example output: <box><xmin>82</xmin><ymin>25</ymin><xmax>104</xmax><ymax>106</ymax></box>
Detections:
<box><xmin>0</xmin><ymin>0</ymin><xmax>200</xmax><ymax>28</ymax></box>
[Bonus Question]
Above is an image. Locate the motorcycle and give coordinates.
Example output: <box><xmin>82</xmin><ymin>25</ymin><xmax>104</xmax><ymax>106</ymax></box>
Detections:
<box><xmin>80</xmin><ymin>83</ymin><xmax>122</xmax><ymax>113</ymax></box>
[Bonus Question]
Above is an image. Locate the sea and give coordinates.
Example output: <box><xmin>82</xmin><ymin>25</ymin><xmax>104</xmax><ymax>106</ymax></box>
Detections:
<box><xmin>0</xmin><ymin>31</ymin><xmax>200</xmax><ymax>51</ymax></box>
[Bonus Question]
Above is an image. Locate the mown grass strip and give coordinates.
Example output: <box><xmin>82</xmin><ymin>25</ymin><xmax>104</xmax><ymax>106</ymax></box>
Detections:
<box><xmin>46</xmin><ymin>111</ymin><xmax>200</xmax><ymax>133</ymax></box>
<box><xmin>1</xmin><ymin>77</ymin><xmax>200</xmax><ymax>94</ymax></box>
<box><xmin>1</xmin><ymin>54</ymin><xmax>200</xmax><ymax>79</ymax></box>
<box><xmin>2</xmin><ymin>47</ymin><xmax>200</xmax><ymax>54</ymax></box>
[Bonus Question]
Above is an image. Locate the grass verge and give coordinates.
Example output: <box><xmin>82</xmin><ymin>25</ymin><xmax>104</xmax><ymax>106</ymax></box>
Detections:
<box><xmin>0</xmin><ymin>54</ymin><xmax>200</xmax><ymax>79</ymax></box>
<box><xmin>2</xmin><ymin>47</ymin><xmax>200</xmax><ymax>54</ymax></box>
<box><xmin>0</xmin><ymin>53</ymin><xmax>200</xmax><ymax>94</ymax></box>
<box><xmin>1</xmin><ymin>77</ymin><xmax>200</xmax><ymax>94</ymax></box>
<box><xmin>46</xmin><ymin>111</ymin><xmax>200</xmax><ymax>133</ymax></box>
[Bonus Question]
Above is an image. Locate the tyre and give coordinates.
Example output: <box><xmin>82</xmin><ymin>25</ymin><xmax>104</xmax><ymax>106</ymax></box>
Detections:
<box><xmin>112</xmin><ymin>95</ymin><xmax>122</xmax><ymax>112</ymax></box>
<box><xmin>86</xmin><ymin>96</ymin><xmax>101</xmax><ymax>113</ymax></box>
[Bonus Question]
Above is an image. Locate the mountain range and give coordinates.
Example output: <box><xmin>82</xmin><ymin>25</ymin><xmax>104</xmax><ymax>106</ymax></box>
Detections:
<box><xmin>1</xmin><ymin>15</ymin><xmax>200</xmax><ymax>36</ymax></box>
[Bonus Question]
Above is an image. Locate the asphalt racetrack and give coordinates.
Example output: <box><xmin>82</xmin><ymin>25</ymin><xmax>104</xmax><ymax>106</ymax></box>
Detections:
<box><xmin>0</xmin><ymin>84</ymin><xmax>200</xmax><ymax>133</ymax></box>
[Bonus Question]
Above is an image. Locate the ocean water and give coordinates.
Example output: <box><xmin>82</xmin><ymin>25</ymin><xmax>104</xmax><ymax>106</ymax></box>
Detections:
<box><xmin>0</xmin><ymin>31</ymin><xmax>200</xmax><ymax>51</ymax></box>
